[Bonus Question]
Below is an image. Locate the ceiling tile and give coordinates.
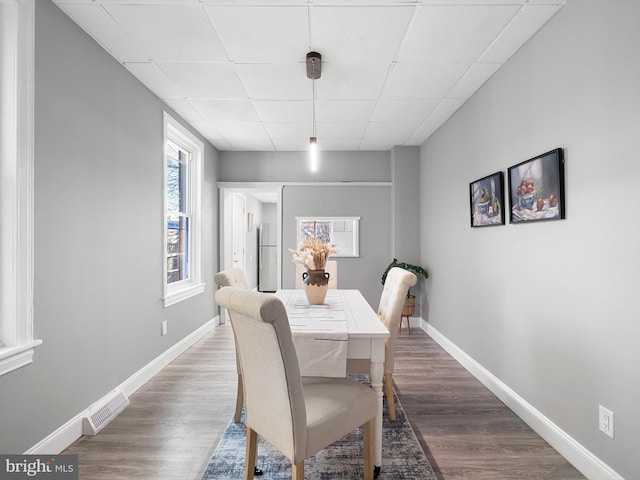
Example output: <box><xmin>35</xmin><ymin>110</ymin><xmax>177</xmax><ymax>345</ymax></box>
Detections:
<box><xmin>104</xmin><ymin>5</ymin><xmax>227</xmax><ymax>62</ymax></box>
<box><xmin>408</xmin><ymin>121</ymin><xmax>442</xmax><ymax>144</ymax></box>
<box><xmin>310</xmin><ymin>6</ymin><xmax>413</xmax><ymax>63</ymax></box>
<box><xmin>447</xmin><ymin>62</ymin><xmax>502</xmax><ymax>98</ymax></box>
<box><xmin>163</xmin><ymin>99</ymin><xmax>208</xmax><ymax>125</ymax></box>
<box><xmin>186</xmin><ymin>119</ymin><xmax>224</xmax><ymax>140</ymax></box>
<box><xmin>382</xmin><ymin>62</ymin><xmax>468</xmax><ymax>99</ymax></box>
<box><xmin>214</xmin><ymin>122</ymin><xmax>274</xmax><ymax>150</ymax></box>
<box><xmin>426</xmin><ymin>98</ymin><xmax>467</xmax><ymax>123</ymax></box>
<box><xmin>315</xmin><ymin>100</ymin><xmax>377</xmax><ymax>123</ymax></box>
<box><xmin>271</xmin><ymin>137</ymin><xmax>311</xmax><ymax>151</ymax></box>
<box><xmin>316</xmin><ymin>63</ymin><xmax>390</xmax><ymax>100</ymax></box>
<box><xmin>479</xmin><ymin>4</ymin><xmax>564</xmax><ymax>63</ymax></box>
<box><xmin>124</xmin><ymin>63</ymin><xmax>183</xmax><ymax>99</ymax></box>
<box><xmin>264</xmin><ymin>122</ymin><xmax>310</xmax><ymax>140</ymax></box>
<box><xmin>191</xmin><ymin>99</ymin><xmax>261</xmax><ymax>122</ymax></box>
<box><xmin>317</xmin><ymin>122</ymin><xmax>368</xmax><ymax>139</ymax></box>
<box><xmin>205</xmin><ymin>6</ymin><xmax>309</xmax><ymax>63</ymax></box>
<box><xmin>253</xmin><ymin>100</ymin><xmax>311</xmax><ymax>123</ymax></box>
<box><xmin>56</xmin><ymin>4</ymin><xmax>148</xmax><ymax>62</ymax></box>
<box><xmin>363</xmin><ymin>122</ymin><xmax>418</xmax><ymax>145</ymax></box>
<box><xmin>236</xmin><ymin>63</ymin><xmax>309</xmax><ymax>100</ymax></box>
<box><xmin>157</xmin><ymin>63</ymin><xmax>247</xmax><ymax>99</ymax></box>
<box><xmin>397</xmin><ymin>5</ymin><xmax>520</xmax><ymax>64</ymax></box>
<box><xmin>316</xmin><ymin>139</ymin><xmax>364</xmax><ymax>151</ymax></box>
<box><xmin>372</xmin><ymin>99</ymin><xmax>440</xmax><ymax>124</ymax></box>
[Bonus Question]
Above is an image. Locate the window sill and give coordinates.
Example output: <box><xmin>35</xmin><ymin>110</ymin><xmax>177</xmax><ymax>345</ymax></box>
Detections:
<box><xmin>0</xmin><ymin>340</ymin><xmax>43</xmax><ymax>377</ymax></box>
<box><xmin>164</xmin><ymin>282</ymin><xmax>205</xmax><ymax>308</ymax></box>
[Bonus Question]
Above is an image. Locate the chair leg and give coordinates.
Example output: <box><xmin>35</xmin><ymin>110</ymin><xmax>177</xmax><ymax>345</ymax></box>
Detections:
<box><xmin>292</xmin><ymin>461</ymin><xmax>304</xmax><ymax>480</ymax></box>
<box><xmin>363</xmin><ymin>419</ymin><xmax>374</xmax><ymax>480</ymax></box>
<box><xmin>385</xmin><ymin>373</ymin><xmax>396</xmax><ymax>421</ymax></box>
<box><xmin>234</xmin><ymin>374</ymin><xmax>244</xmax><ymax>423</ymax></box>
<box><xmin>244</xmin><ymin>428</ymin><xmax>257</xmax><ymax>480</ymax></box>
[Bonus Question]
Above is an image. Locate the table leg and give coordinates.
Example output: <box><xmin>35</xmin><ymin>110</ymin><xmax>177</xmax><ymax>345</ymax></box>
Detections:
<box><xmin>369</xmin><ymin>357</ymin><xmax>384</xmax><ymax>474</ymax></box>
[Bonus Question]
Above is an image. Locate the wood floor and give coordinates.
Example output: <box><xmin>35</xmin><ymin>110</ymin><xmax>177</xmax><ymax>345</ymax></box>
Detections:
<box><xmin>64</xmin><ymin>323</ymin><xmax>585</xmax><ymax>479</ymax></box>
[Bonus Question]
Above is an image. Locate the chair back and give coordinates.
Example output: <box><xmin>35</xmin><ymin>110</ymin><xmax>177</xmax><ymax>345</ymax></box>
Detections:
<box><xmin>378</xmin><ymin>267</ymin><xmax>417</xmax><ymax>373</ymax></box>
<box><xmin>295</xmin><ymin>260</ymin><xmax>338</xmax><ymax>289</ymax></box>
<box><xmin>214</xmin><ymin>268</ymin><xmax>249</xmax><ymax>289</ymax></box>
<box><xmin>214</xmin><ymin>287</ymin><xmax>306</xmax><ymax>463</ymax></box>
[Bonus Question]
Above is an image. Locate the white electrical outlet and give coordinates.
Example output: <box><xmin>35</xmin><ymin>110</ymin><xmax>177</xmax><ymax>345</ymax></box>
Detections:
<box><xmin>599</xmin><ymin>405</ymin><xmax>614</xmax><ymax>439</ymax></box>
<box><xmin>161</xmin><ymin>320</ymin><xmax>168</xmax><ymax>336</ymax></box>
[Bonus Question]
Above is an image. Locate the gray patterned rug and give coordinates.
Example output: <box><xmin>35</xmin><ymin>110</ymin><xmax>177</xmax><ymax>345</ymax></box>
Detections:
<box><xmin>202</xmin><ymin>379</ymin><xmax>437</xmax><ymax>479</ymax></box>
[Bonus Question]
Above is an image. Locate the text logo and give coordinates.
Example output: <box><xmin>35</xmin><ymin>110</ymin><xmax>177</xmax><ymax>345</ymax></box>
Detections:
<box><xmin>0</xmin><ymin>455</ymin><xmax>77</xmax><ymax>480</ymax></box>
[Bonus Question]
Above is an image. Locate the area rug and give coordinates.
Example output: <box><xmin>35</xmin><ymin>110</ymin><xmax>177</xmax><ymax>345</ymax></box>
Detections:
<box><xmin>201</xmin><ymin>378</ymin><xmax>437</xmax><ymax>479</ymax></box>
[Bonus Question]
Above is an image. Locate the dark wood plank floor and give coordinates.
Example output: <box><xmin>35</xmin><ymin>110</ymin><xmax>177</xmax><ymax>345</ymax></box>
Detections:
<box><xmin>64</xmin><ymin>324</ymin><xmax>585</xmax><ymax>479</ymax></box>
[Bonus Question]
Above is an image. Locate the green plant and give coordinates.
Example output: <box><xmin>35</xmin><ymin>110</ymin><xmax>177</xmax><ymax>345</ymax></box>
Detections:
<box><xmin>381</xmin><ymin>258</ymin><xmax>428</xmax><ymax>296</ymax></box>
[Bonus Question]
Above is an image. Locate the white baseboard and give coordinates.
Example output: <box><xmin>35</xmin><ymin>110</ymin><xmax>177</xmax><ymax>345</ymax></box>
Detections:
<box><xmin>26</xmin><ymin>316</ymin><xmax>219</xmax><ymax>455</ymax></box>
<box><xmin>419</xmin><ymin>319</ymin><xmax>624</xmax><ymax>480</ymax></box>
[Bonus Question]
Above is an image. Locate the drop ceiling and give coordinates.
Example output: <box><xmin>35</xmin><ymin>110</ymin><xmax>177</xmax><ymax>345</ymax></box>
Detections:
<box><xmin>53</xmin><ymin>0</ymin><xmax>566</xmax><ymax>152</ymax></box>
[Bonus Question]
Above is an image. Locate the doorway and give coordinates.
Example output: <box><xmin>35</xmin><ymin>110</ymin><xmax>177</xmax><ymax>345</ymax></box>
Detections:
<box><xmin>219</xmin><ymin>185</ymin><xmax>283</xmax><ymax>296</ymax></box>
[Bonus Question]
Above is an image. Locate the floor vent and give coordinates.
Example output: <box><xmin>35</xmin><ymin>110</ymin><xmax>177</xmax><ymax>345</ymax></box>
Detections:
<box><xmin>82</xmin><ymin>391</ymin><xmax>130</xmax><ymax>436</ymax></box>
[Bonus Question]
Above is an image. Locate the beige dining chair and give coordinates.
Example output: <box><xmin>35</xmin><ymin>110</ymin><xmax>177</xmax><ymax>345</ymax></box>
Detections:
<box><xmin>215</xmin><ymin>287</ymin><xmax>377</xmax><ymax>480</ymax></box>
<box><xmin>347</xmin><ymin>267</ymin><xmax>416</xmax><ymax>421</ymax></box>
<box><xmin>214</xmin><ymin>268</ymin><xmax>248</xmax><ymax>424</ymax></box>
<box><xmin>295</xmin><ymin>260</ymin><xmax>338</xmax><ymax>289</ymax></box>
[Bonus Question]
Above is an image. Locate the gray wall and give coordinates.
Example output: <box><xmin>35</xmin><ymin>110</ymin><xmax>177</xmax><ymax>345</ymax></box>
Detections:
<box><xmin>281</xmin><ymin>185</ymin><xmax>392</xmax><ymax>307</ymax></box>
<box><xmin>219</xmin><ymin>150</ymin><xmax>391</xmax><ymax>182</ymax></box>
<box><xmin>390</xmin><ymin>146</ymin><xmax>424</xmax><ymax>312</ymax></box>
<box><xmin>419</xmin><ymin>0</ymin><xmax>639</xmax><ymax>478</ymax></box>
<box><xmin>0</xmin><ymin>0</ymin><xmax>219</xmax><ymax>453</ymax></box>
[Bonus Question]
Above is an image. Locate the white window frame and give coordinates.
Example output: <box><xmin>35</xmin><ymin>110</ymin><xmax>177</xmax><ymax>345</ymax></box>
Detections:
<box><xmin>0</xmin><ymin>0</ymin><xmax>41</xmax><ymax>377</ymax></box>
<box><xmin>162</xmin><ymin>112</ymin><xmax>204</xmax><ymax>307</ymax></box>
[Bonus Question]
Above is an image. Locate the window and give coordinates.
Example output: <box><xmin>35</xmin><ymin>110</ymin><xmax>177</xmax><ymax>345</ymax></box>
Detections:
<box><xmin>296</xmin><ymin>217</ymin><xmax>360</xmax><ymax>257</ymax></box>
<box><xmin>163</xmin><ymin>113</ymin><xmax>204</xmax><ymax>307</ymax></box>
<box><xmin>0</xmin><ymin>0</ymin><xmax>41</xmax><ymax>376</ymax></box>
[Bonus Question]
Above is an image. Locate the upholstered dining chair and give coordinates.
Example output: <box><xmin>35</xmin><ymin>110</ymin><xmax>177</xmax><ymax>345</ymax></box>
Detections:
<box><xmin>214</xmin><ymin>268</ymin><xmax>248</xmax><ymax>424</ymax></box>
<box><xmin>347</xmin><ymin>267</ymin><xmax>416</xmax><ymax>421</ymax></box>
<box><xmin>295</xmin><ymin>260</ymin><xmax>338</xmax><ymax>289</ymax></box>
<box><xmin>215</xmin><ymin>287</ymin><xmax>377</xmax><ymax>480</ymax></box>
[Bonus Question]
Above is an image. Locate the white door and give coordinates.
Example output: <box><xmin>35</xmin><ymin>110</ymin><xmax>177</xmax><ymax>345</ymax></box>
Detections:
<box><xmin>231</xmin><ymin>194</ymin><xmax>246</xmax><ymax>272</ymax></box>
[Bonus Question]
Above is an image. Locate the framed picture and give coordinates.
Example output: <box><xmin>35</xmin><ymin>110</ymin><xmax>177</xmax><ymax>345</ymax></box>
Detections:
<box><xmin>507</xmin><ymin>148</ymin><xmax>565</xmax><ymax>224</ymax></box>
<box><xmin>247</xmin><ymin>212</ymin><xmax>253</xmax><ymax>232</ymax></box>
<box><xmin>469</xmin><ymin>171</ymin><xmax>505</xmax><ymax>227</ymax></box>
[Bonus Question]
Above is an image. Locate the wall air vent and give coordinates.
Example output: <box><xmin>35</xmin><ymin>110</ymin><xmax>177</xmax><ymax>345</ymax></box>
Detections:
<box><xmin>82</xmin><ymin>391</ymin><xmax>129</xmax><ymax>435</ymax></box>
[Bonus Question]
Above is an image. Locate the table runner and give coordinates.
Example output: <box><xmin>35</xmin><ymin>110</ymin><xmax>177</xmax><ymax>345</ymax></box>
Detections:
<box><xmin>285</xmin><ymin>290</ymin><xmax>349</xmax><ymax>377</ymax></box>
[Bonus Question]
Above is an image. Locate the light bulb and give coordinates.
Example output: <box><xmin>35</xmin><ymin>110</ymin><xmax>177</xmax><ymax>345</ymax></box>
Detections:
<box><xmin>309</xmin><ymin>137</ymin><xmax>318</xmax><ymax>172</ymax></box>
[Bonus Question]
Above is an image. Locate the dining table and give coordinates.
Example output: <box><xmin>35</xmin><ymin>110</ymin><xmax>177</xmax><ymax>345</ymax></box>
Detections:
<box><xmin>275</xmin><ymin>289</ymin><xmax>389</xmax><ymax>475</ymax></box>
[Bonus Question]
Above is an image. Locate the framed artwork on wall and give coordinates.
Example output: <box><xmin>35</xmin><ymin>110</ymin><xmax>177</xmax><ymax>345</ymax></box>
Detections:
<box><xmin>507</xmin><ymin>148</ymin><xmax>565</xmax><ymax>224</ymax></box>
<box><xmin>469</xmin><ymin>171</ymin><xmax>505</xmax><ymax>227</ymax></box>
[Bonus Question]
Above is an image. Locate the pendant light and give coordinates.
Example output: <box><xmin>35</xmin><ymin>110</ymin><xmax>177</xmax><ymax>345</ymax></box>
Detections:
<box><xmin>306</xmin><ymin>52</ymin><xmax>321</xmax><ymax>172</ymax></box>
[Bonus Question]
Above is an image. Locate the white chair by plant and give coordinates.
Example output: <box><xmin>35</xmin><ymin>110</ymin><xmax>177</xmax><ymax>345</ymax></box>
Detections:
<box><xmin>347</xmin><ymin>267</ymin><xmax>416</xmax><ymax>421</ymax></box>
<box><xmin>215</xmin><ymin>287</ymin><xmax>377</xmax><ymax>480</ymax></box>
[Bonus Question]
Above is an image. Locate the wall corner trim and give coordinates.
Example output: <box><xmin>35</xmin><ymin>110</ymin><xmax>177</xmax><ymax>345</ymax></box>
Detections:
<box><xmin>419</xmin><ymin>319</ymin><xmax>625</xmax><ymax>480</ymax></box>
<box><xmin>25</xmin><ymin>316</ymin><xmax>219</xmax><ymax>455</ymax></box>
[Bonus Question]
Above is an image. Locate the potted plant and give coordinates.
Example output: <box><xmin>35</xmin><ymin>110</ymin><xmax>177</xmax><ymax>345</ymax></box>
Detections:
<box><xmin>381</xmin><ymin>258</ymin><xmax>428</xmax><ymax>318</ymax></box>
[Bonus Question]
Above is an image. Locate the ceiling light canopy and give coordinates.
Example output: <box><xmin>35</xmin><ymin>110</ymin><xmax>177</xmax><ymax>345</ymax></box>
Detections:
<box><xmin>306</xmin><ymin>51</ymin><xmax>322</xmax><ymax>80</ymax></box>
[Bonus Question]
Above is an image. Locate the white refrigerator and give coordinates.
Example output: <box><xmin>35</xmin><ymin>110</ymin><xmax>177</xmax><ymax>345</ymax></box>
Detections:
<box><xmin>258</xmin><ymin>223</ymin><xmax>277</xmax><ymax>292</ymax></box>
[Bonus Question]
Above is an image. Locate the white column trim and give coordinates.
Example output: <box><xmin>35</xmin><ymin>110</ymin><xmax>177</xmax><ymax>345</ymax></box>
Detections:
<box><xmin>0</xmin><ymin>0</ymin><xmax>40</xmax><ymax>376</ymax></box>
